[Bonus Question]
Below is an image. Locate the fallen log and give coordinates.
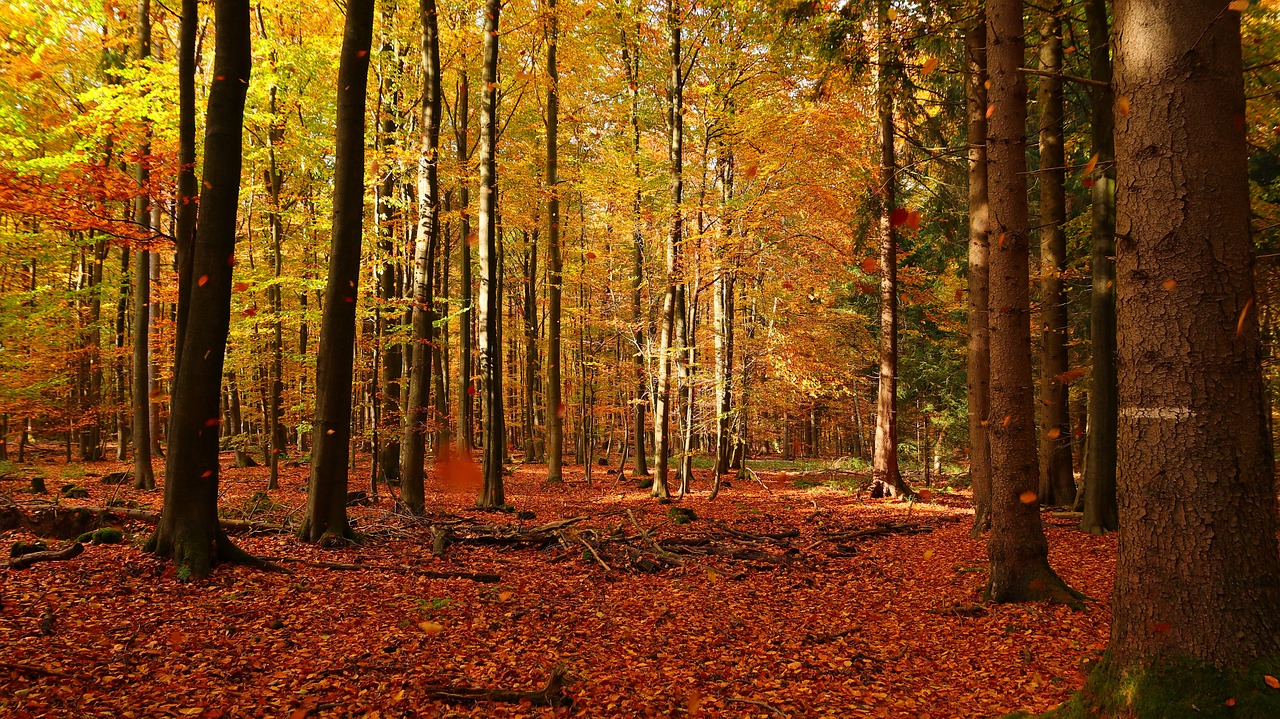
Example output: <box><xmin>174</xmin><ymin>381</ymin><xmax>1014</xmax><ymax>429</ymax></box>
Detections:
<box><xmin>422</xmin><ymin>666</ymin><xmax>572</xmax><ymax>708</ymax></box>
<box><xmin>4</xmin><ymin>542</ymin><xmax>83</xmax><ymax>570</ymax></box>
<box><xmin>822</xmin><ymin>523</ymin><xmax>934</xmax><ymax>542</ymax></box>
<box><xmin>1</xmin><ymin>503</ymin><xmax>286</xmax><ymax>537</ymax></box>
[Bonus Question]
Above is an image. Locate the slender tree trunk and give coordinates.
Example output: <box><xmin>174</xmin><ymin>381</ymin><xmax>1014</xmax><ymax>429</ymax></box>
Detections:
<box><xmin>476</xmin><ymin>0</ymin><xmax>504</xmax><ymax>507</ymax></box>
<box><xmin>984</xmin><ymin>0</ymin><xmax>1078</xmax><ymax>605</ymax></box>
<box><xmin>172</xmin><ymin>0</ymin><xmax>197</xmax><ymax>372</ymax></box>
<box><xmin>454</xmin><ymin>69</ymin><xmax>475</xmax><ymax>455</ymax></box>
<box><xmin>148</xmin><ymin>244</ymin><xmax>164</xmax><ymax>457</ymax></box>
<box><xmin>711</xmin><ymin>145</ymin><xmax>734</xmax><ymax>499</ymax></box>
<box><xmin>1080</xmin><ymin>1</ymin><xmax>1280</xmax><ymax>704</ymax></box>
<box><xmin>1080</xmin><ymin>0</ymin><xmax>1118</xmax><ymax>535</ymax></box>
<box><xmin>375</xmin><ymin>21</ymin><xmax>403</xmax><ymax>488</ymax></box>
<box><xmin>301</xmin><ymin>0</ymin><xmax>376</xmax><ymax>542</ymax></box>
<box><xmin>131</xmin><ymin>0</ymin><xmax>156</xmax><ymax>491</ymax></box>
<box><xmin>115</xmin><ymin>247</ymin><xmax>129</xmax><ymax>461</ymax></box>
<box><xmin>652</xmin><ymin>0</ymin><xmax>682</xmax><ymax>500</ymax></box>
<box><xmin>148</xmin><ymin>0</ymin><xmax>260</xmax><ymax>578</ymax></box>
<box><xmin>545</xmin><ymin>0</ymin><xmax>564</xmax><ymax>483</ymax></box>
<box><xmin>623</xmin><ymin>25</ymin><xmax>649</xmax><ymax>478</ymax></box>
<box><xmin>265</xmin><ymin>80</ymin><xmax>286</xmax><ymax>491</ymax></box>
<box><xmin>1036</xmin><ymin>4</ymin><xmax>1074</xmax><ymax>507</ymax></box>
<box><xmin>871</xmin><ymin>0</ymin><xmax>910</xmax><ymax>499</ymax></box>
<box><xmin>965</xmin><ymin>13</ymin><xmax>992</xmax><ymax>536</ymax></box>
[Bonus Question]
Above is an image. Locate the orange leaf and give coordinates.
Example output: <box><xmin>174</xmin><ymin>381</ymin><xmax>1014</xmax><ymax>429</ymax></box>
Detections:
<box><xmin>1054</xmin><ymin>368</ymin><xmax>1086</xmax><ymax>384</ymax></box>
<box><xmin>1265</xmin><ymin>674</ymin><xmax>1280</xmax><ymax>689</ymax></box>
<box><xmin>197</xmin><ymin>274</ymin><xmax>208</xmax><ymax>286</ymax></box>
<box><xmin>861</xmin><ymin>257</ymin><xmax>878</xmax><ymax>274</ymax></box>
<box><xmin>1228</xmin><ymin>0</ymin><xmax>1250</xmax><ymax>10</ymax></box>
<box><xmin>986</xmin><ymin>103</ymin><xmax>995</xmax><ymax>119</ymax></box>
<box><xmin>1082</xmin><ymin>154</ymin><xmax>1098</xmax><ymax>177</ymax></box>
<box><xmin>1237</xmin><ymin>297</ymin><xmax>1255</xmax><ymax>337</ymax></box>
<box><xmin>1225</xmin><ymin>697</ymin><xmax>1237</xmax><ymax>707</ymax></box>
<box><xmin>1161</xmin><ymin>278</ymin><xmax>1177</xmax><ymax>291</ymax></box>
<box><xmin>1117</xmin><ymin>96</ymin><xmax>1131</xmax><ymax>116</ymax></box>
<box><xmin>1047</xmin><ymin>427</ymin><xmax>1061</xmax><ymax>439</ymax></box>
<box><xmin>921</xmin><ymin>56</ymin><xmax>938</xmax><ymax>77</ymax></box>
<box><xmin>1019</xmin><ymin>491</ymin><xmax>1038</xmax><ymax>504</ymax></box>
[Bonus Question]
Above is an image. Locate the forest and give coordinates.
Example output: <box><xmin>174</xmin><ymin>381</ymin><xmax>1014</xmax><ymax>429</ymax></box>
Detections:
<box><xmin>2</xmin><ymin>0</ymin><xmax>1280</xmax><ymax>715</ymax></box>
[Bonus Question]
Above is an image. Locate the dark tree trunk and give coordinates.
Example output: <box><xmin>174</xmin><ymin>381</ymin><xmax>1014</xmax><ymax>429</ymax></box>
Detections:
<box><xmin>652</xmin><ymin>0</ymin><xmax>682</xmax><ymax>500</ymax></box>
<box><xmin>623</xmin><ymin>25</ymin><xmax>649</xmax><ymax>478</ymax></box>
<box><xmin>454</xmin><ymin>69</ymin><xmax>475</xmax><ymax>455</ymax></box>
<box><xmin>545</xmin><ymin>0</ymin><xmax>563</xmax><ymax>482</ymax></box>
<box><xmin>264</xmin><ymin>50</ymin><xmax>286</xmax><ymax>492</ymax></box>
<box><xmin>476</xmin><ymin>0</ymin><xmax>504</xmax><ymax>507</ymax></box>
<box><xmin>131</xmin><ymin>0</ymin><xmax>156</xmax><ymax>491</ymax></box>
<box><xmin>375</xmin><ymin>20</ymin><xmax>403</xmax><ymax>489</ymax></box>
<box><xmin>172</xmin><ymin>0</ymin><xmax>197</xmax><ymax>372</ymax></box>
<box><xmin>870</xmin><ymin>0</ymin><xmax>910</xmax><ymax>499</ymax></box>
<box><xmin>965</xmin><ymin>13</ymin><xmax>991</xmax><ymax>536</ymax></box>
<box><xmin>148</xmin><ymin>0</ymin><xmax>260</xmax><ymax>578</ymax></box>
<box><xmin>1080</xmin><ymin>0</ymin><xmax>1280</xmax><ymax>706</ymax></box>
<box><xmin>301</xmin><ymin>0</ymin><xmax>376</xmax><ymax>542</ymax></box>
<box><xmin>984</xmin><ymin>0</ymin><xmax>1078</xmax><ymax>605</ymax></box>
<box><xmin>400</xmin><ymin>0</ymin><xmax>442</xmax><ymax>513</ymax></box>
<box><xmin>1036</xmin><ymin>4</ymin><xmax>1074</xmax><ymax>507</ymax></box>
<box><xmin>1079</xmin><ymin>0</ymin><xmax>1118</xmax><ymax>535</ymax></box>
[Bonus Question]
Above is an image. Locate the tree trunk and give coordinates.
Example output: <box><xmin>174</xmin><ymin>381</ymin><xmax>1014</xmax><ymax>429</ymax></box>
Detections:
<box><xmin>545</xmin><ymin>0</ymin><xmax>563</xmax><ymax>483</ymax></box>
<box><xmin>1036</xmin><ymin>4</ymin><xmax>1074</xmax><ymax>508</ymax></box>
<box><xmin>454</xmin><ymin>69</ymin><xmax>475</xmax><ymax>455</ymax></box>
<box><xmin>1079</xmin><ymin>0</ymin><xmax>1280</xmax><ymax>707</ymax></box>
<box><xmin>131</xmin><ymin>0</ymin><xmax>156</xmax><ymax>492</ymax></box>
<box><xmin>375</xmin><ymin>19</ymin><xmax>403</xmax><ymax>489</ymax></box>
<box><xmin>476</xmin><ymin>0</ymin><xmax>504</xmax><ymax>508</ymax></box>
<box><xmin>172</xmin><ymin>0</ymin><xmax>197</xmax><ymax>373</ymax></box>
<box><xmin>870</xmin><ymin>0</ymin><xmax>910</xmax><ymax>499</ymax></box>
<box><xmin>623</xmin><ymin>25</ymin><xmax>649</xmax><ymax>478</ymax></box>
<box><xmin>1079</xmin><ymin>0</ymin><xmax>1118</xmax><ymax>535</ymax></box>
<box><xmin>652</xmin><ymin>0</ymin><xmax>682</xmax><ymax>500</ymax></box>
<box><xmin>148</xmin><ymin>0</ymin><xmax>260</xmax><ymax>578</ymax></box>
<box><xmin>399</xmin><ymin>0</ymin><xmax>442</xmax><ymax>514</ymax></box>
<box><xmin>965</xmin><ymin>13</ymin><xmax>992</xmax><ymax>536</ymax></box>
<box><xmin>711</xmin><ymin>145</ymin><xmax>734</xmax><ymax>499</ymax></box>
<box><xmin>984</xmin><ymin>0</ymin><xmax>1078</xmax><ymax>605</ymax></box>
<box><xmin>265</xmin><ymin>66</ymin><xmax>286</xmax><ymax>492</ymax></box>
<box><xmin>301</xmin><ymin>0</ymin><xmax>376</xmax><ymax>542</ymax></box>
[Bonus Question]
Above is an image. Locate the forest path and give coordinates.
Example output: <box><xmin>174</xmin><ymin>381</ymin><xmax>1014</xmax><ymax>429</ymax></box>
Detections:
<box><xmin>1</xmin><ymin>451</ymin><xmax>1113</xmax><ymax>718</ymax></box>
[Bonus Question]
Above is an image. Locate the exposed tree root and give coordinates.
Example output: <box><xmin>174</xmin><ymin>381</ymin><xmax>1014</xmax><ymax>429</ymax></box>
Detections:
<box><xmin>422</xmin><ymin>666</ymin><xmax>572</xmax><ymax>708</ymax></box>
<box><xmin>3</xmin><ymin>542</ymin><xmax>83</xmax><ymax>570</ymax></box>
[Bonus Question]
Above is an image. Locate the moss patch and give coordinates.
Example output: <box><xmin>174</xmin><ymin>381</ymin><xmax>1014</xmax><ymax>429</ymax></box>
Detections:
<box><xmin>1014</xmin><ymin>653</ymin><xmax>1280</xmax><ymax>719</ymax></box>
<box><xmin>75</xmin><ymin>527</ymin><xmax>124</xmax><ymax>545</ymax></box>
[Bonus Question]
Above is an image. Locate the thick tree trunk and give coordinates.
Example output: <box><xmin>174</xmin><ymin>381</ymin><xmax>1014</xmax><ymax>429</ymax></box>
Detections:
<box><xmin>399</xmin><ymin>0</ymin><xmax>442</xmax><ymax>514</ymax></box>
<box><xmin>1103</xmin><ymin>0</ymin><xmax>1280</xmax><ymax>676</ymax></box>
<box><xmin>131</xmin><ymin>0</ymin><xmax>156</xmax><ymax>492</ymax></box>
<box><xmin>454</xmin><ymin>70</ymin><xmax>475</xmax><ymax>455</ymax></box>
<box><xmin>965</xmin><ymin>14</ymin><xmax>991</xmax><ymax>536</ymax></box>
<box><xmin>984</xmin><ymin>0</ymin><xmax>1078</xmax><ymax>605</ymax></box>
<box><xmin>476</xmin><ymin>0</ymin><xmax>504</xmax><ymax>508</ymax></box>
<box><xmin>1079</xmin><ymin>0</ymin><xmax>1118</xmax><ymax>535</ymax></box>
<box><xmin>301</xmin><ymin>0</ymin><xmax>375</xmax><ymax>542</ymax></box>
<box><xmin>148</xmin><ymin>0</ymin><xmax>259</xmax><ymax>578</ymax></box>
<box><xmin>623</xmin><ymin>26</ymin><xmax>649</xmax><ymax>478</ymax></box>
<box><xmin>545</xmin><ymin>0</ymin><xmax>563</xmax><ymax>482</ymax></box>
<box><xmin>870</xmin><ymin>0</ymin><xmax>910</xmax><ymax>499</ymax></box>
<box><xmin>652</xmin><ymin>0</ymin><xmax>682</xmax><ymax>500</ymax></box>
<box><xmin>1036</xmin><ymin>5</ymin><xmax>1074</xmax><ymax>508</ymax></box>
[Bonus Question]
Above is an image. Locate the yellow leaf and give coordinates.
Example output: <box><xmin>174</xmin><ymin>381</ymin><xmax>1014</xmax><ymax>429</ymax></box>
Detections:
<box><xmin>179</xmin><ymin>710</ymin><xmax>204</xmax><ymax>717</ymax></box>
<box><xmin>921</xmin><ymin>57</ymin><xmax>938</xmax><ymax>77</ymax></box>
<box><xmin>887</xmin><ymin>7</ymin><xmax>898</xmax><ymax>20</ymax></box>
<box><xmin>707</xmin><ymin>568</ymin><xmax>720</xmax><ymax>583</ymax></box>
<box><xmin>1228</xmin><ymin>0</ymin><xmax>1249</xmax><ymax>11</ymax></box>
<box><xmin>1117</xmin><ymin>96</ymin><xmax>1131</xmax><ymax>116</ymax></box>
<box><xmin>419</xmin><ymin>621</ymin><xmax>444</xmax><ymax>635</ymax></box>
<box><xmin>923</xmin><ymin>549</ymin><xmax>934</xmax><ymax>560</ymax></box>
<box><xmin>497</xmin><ymin>590</ymin><xmax>513</xmax><ymax>601</ymax></box>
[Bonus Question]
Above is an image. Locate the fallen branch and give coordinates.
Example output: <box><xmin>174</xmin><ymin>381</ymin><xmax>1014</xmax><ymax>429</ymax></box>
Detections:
<box><xmin>561</xmin><ymin>529</ymin><xmax>611</xmax><ymax>572</ymax></box>
<box><xmin>422</xmin><ymin>666</ymin><xmax>572</xmax><ymax>708</ymax></box>
<box><xmin>256</xmin><ymin>556</ymin><xmax>500</xmax><ymax>583</ymax></box>
<box><xmin>4</xmin><ymin>542</ymin><xmax>83</xmax><ymax>570</ymax></box>
<box><xmin>0</xmin><ymin>661</ymin><xmax>69</xmax><ymax>678</ymax></box>
<box><xmin>727</xmin><ymin>697</ymin><xmax>788</xmax><ymax>718</ymax></box>
<box><xmin>626</xmin><ymin>509</ymin><xmax>684</xmax><ymax>566</ymax></box>
<box><xmin>822</xmin><ymin>523</ymin><xmax>933</xmax><ymax>542</ymax></box>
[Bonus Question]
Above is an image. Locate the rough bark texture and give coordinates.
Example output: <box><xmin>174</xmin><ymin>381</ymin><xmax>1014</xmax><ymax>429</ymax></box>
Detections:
<box><xmin>1079</xmin><ymin>0</ymin><xmax>1118</xmax><ymax>535</ymax></box>
<box><xmin>400</xmin><ymin>0</ymin><xmax>442</xmax><ymax>514</ymax></box>
<box><xmin>301</xmin><ymin>0</ymin><xmax>375</xmax><ymax>542</ymax></box>
<box><xmin>149</xmin><ymin>0</ymin><xmax>256</xmax><ymax>578</ymax></box>
<box><xmin>476</xmin><ymin>0</ymin><xmax>505</xmax><ymax>508</ymax></box>
<box><xmin>984</xmin><ymin>0</ymin><xmax>1077</xmax><ymax>605</ymax></box>
<box><xmin>130</xmin><ymin>0</ymin><xmax>156</xmax><ymax>492</ymax></box>
<box><xmin>375</xmin><ymin>22</ymin><xmax>403</xmax><ymax>490</ymax></box>
<box><xmin>1036</xmin><ymin>5</ymin><xmax>1075</xmax><ymax>508</ymax></box>
<box><xmin>545</xmin><ymin>0</ymin><xmax>563</xmax><ymax>484</ymax></box>
<box><xmin>870</xmin><ymin>0</ymin><xmax>909</xmax><ymax>499</ymax></box>
<box><xmin>623</xmin><ymin>26</ymin><xmax>649</xmax><ymax>478</ymax></box>
<box><xmin>965</xmin><ymin>14</ymin><xmax>991</xmax><ymax>536</ymax></box>
<box><xmin>454</xmin><ymin>69</ymin><xmax>474</xmax><ymax>455</ymax></box>
<box><xmin>651</xmin><ymin>0</ymin><xmax>681</xmax><ymax>500</ymax></box>
<box><xmin>172</xmin><ymin>0</ymin><xmax>197</xmax><ymax>372</ymax></box>
<box><xmin>1106</xmin><ymin>0</ymin><xmax>1280</xmax><ymax>670</ymax></box>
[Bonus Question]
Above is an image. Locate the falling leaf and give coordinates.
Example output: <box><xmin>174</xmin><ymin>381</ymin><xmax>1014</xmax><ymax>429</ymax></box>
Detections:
<box><xmin>197</xmin><ymin>275</ymin><xmax>209</xmax><ymax>287</ymax></box>
<box><xmin>887</xmin><ymin>7</ymin><xmax>898</xmax><ymax>20</ymax></box>
<box><xmin>1117</xmin><ymin>96</ymin><xmax>1131</xmax><ymax>116</ymax></box>
<box><xmin>1001</xmin><ymin>415</ymin><xmax>1011</xmax><ymax>427</ymax></box>
<box><xmin>923</xmin><ymin>549</ymin><xmax>935</xmax><ymax>560</ymax></box>
<box><xmin>1047</xmin><ymin>427</ymin><xmax>1061</xmax><ymax>439</ymax></box>
<box><xmin>357</xmin><ymin>49</ymin><xmax>369</xmax><ymax>57</ymax></box>
<box><xmin>1238</xmin><ymin>297</ymin><xmax>1255</xmax><ymax>337</ymax></box>
<box><xmin>557</xmin><ymin>402</ymin><xmax>567</xmax><ymax>418</ymax></box>
<box><xmin>1266</xmin><ymin>674</ymin><xmax>1280</xmax><ymax>689</ymax></box>
<box><xmin>243</xmin><ymin>307</ymin><xmax>257</xmax><ymax>318</ymax></box>
<box><xmin>986</xmin><ymin>103</ymin><xmax>995</xmax><ymax>119</ymax></box>
<box><xmin>1228</xmin><ymin>0</ymin><xmax>1249</xmax><ymax>10</ymax></box>
<box><xmin>1055</xmin><ymin>368</ymin><xmax>1087</xmax><ymax>384</ymax></box>
<box><xmin>1082</xmin><ymin>154</ymin><xmax>1098</xmax><ymax>176</ymax></box>
<box><xmin>921</xmin><ymin>57</ymin><xmax>938</xmax><ymax>76</ymax></box>
<box><xmin>1162</xmin><ymin>279</ymin><xmax>1177</xmax><ymax>290</ymax></box>
<box><xmin>890</xmin><ymin>208</ymin><xmax>909</xmax><ymax>226</ymax></box>
<box><xmin>905</xmin><ymin>210</ymin><xmax>922</xmax><ymax>231</ymax></box>
<box><xmin>1019</xmin><ymin>491</ymin><xmax>1038</xmax><ymax>504</ymax></box>
<box><xmin>1226</xmin><ymin>697</ymin><xmax>1238</xmax><ymax>706</ymax></box>
<box><xmin>204</xmin><ymin>418</ymin><xmax>219</xmax><ymax>428</ymax></box>
<box><xmin>1152</xmin><ymin>621</ymin><xmax>1171</xmax><ymax>633</ymax></box>
<box><xmin>861</xmin><ymin>257</ymin><xmax>878</xmax><ymax>274</ymax></box>
<box><xmin>419</xmin><ymin>621</ymin><xmax>444</xmax><ymax>635</ymax></box>
<box><xmin>997</xmin><ymin>232</ymin><xmax>1007</xmax><ymax>249</ymax></box>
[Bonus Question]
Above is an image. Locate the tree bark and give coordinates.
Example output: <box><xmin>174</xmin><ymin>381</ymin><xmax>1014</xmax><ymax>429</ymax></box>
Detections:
<box><xmin>301</xmin><ymin>0</ymin><xmax>376</xmax><ymax>542</ymax></box>
<box><xmin>172</xmin><ymin>0</ymin><xmax>198</xmax><ymax>373</ymax></box>
<box><xmin>870</xmin><ymin>0</ymin><xmax>910</xmax><ymax>499</ymax></box>
<box><xmin>131</xmin><ymin>0</ymin><xmax>156</xmax><ymax>492</ymax></box>
<box><xmin>545</xmin><ymin>0</ymin><xmax>563</xmax><ymax>482</ymax></box>
<box><xmin>652</xmin><ymin>0</ymin><xmax>682</xmax><ymax>500</ymax></box>
<box><xmin>375</xmin><ymin>18</ymin><xmax>403</xmax><ymax>489</ymax></box>
<box><xmin>984</xmin><ymin>0</ymin><xmax>1078</xmax><ymax>605</ymax></box>
<box><xmin>1101</xmin><ymin>0</ymin><xmax>1280</xmax><ymax>675</ymax></box>
<box><xmin>623</xmin><ymin>24</ymin><xmax>649</xmax><ymax>478</ymax></box>
<box><xmin>454</xmin><ymin>69</ymin><xmax>475</xmax><ymax>455</ymax></box>
<box><xmin>263</xmin><ymin>33</ymin><xmax>287</xmax><ymax>491</ymax></box>
<box><xmin>476</xmin><ymin>0</ymin><xmax>505</xmax><ymax>508</ymax></box>
<box><xmin>400</xmin><ymin>0</ymin><xmax>442</xmax><ymax>514</ymax></box>
<box><xmin>1079</xmin><ymin>0</ymin><xmax>1118</xmax><ymax>535</ymax></box>
<box><xmin>965</xmin><ymin>12</ymin><xmax>991</xmax><ymax>536</ymax></box>
<box><xmin>1036</xmin><ymin>4</ymin><xmax>1074</xmax><ymax>508</ymax></box>
<box><xmin>148</xmin><ymin>0</ymin><xmax>259</xmax><ymax>578</ymax></box>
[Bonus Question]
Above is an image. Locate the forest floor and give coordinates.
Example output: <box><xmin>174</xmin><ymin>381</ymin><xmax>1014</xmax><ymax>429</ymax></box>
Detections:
<box><xmin>0</xmin><ymin>447</ymin><xmax>1115</xmax><ymax>718</ymax></box>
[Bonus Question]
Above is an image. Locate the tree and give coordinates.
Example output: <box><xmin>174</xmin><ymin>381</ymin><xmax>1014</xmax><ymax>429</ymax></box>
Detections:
<box><xmin>453</xmin><ymin>66</ymin><xmax>475</xmax><ymax>456</ymax></box>
<box><xmin>870</xmin><ymin>0</ymin><xmax>910</xmax><ymax>499</ymax></box>
<box><xmin>965</xmin><ymin>7</ymin><xmax>991</xmax><ymax>536</ymax></box>
<box><xmin>147</xmin><ymin>0</ymin><xmax>262</xmax><ymax>578</ymax></box>
<box><xmin>545</xmin><ymin>0</ymin><xmax>564</xmax><ymax>484</ymax></box>
<box><xmin>401</xmin><ymin>0</ymin><xmax>443</xmax><ymax>514</ymax></box>
<box><xmin>622</xmin><ymin>21</ymin><xmax>649</xmax><ymax>478</ymax></box>
<box><xmin>131</xmin><ymin>0</ymin><xmax>156</xmax><ymax>492</ymax></box>
<box><xmin>301</xmin><ymin>0</ymin><xmax>376</xmax><ymax>543</ymax></box>
<box><xmin>476</xmin><ymin>0</ymin><xmax>505</xmax><ymax>508</ymax></box>
<box><xmin>1078</xmin><ymin>0</ymin><xmax>1117</xmax><ymax>534</ymax></box>
<box><xmin>1035</xmin><ymin>2</ymin><xmax>1074</xmax><ymax>508</ymax></box>
<box><xmin>983</xmin><ymin>0</ymin><xmax>1078</xmax><ymax>605</ymax></box>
